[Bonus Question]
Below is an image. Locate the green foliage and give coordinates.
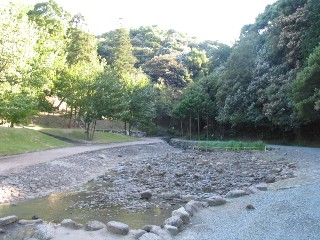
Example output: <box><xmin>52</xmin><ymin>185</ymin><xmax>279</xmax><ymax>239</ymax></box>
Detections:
<box><xmin>292</xmin><ymin>44</ymin><xmax>320</xmax><ymax>122</ymax></box>
<box><xmin>196</xmin><ymin>140</ymin><xmax>266</xmax><ymax>151</ymax></box>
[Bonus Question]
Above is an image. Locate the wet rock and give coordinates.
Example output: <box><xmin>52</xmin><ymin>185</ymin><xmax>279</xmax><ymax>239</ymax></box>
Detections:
<box><xmin>139</xmin><ymin>232</ymin><xmax>163</xmax><ymax>240</ymax></box>
<box><xmin>246</xmin><ymin>204</ymin><xmax>255</xmax><ymax>210</ymax></box>
<box><xmin>0</xmin><ymin>228</ymin><xmax>5</xmax><ymax>234</ymax></box>
<box><xmin>140</xmin><ymin>190</ymin><xmax>153</xmax><ymax>200</ymax></box>
<box><xmin>0</xmin><ymin>215</ymin><xmax>18</xmax><ymax>227</ymax></box>
<box><xmin>60</xmin><ymin>219</ymin><xmax>83</xmax><ymax>230</ymax></box>
<box><xmin>206</xmin><ymin>196</ymin><xmax>227</xmax><ymax>206</ymax></box>
<box><xmin>164</xmin><ymin>224</ymin><xmax>178</xmax><ymax>236</ymax></box>
<box><xmin>106</xmin><ymin>221</ymin><xmax>129</xmax><ymax>235</ymax></box>
<box><xmin>185</xmin><ymin>200</ymin><xmax>203</xmax><ymax>216</ymax></box>
<box><xmin>265</xmin><ymin>175</ymin><xmax>276</xmax><ymax>183</ymax></box>
<box><xmin>85</xmin><ymin>221</ymin><xmax>106</xmax><ymax>231</ymax></box>
<box><xmin>172</xmin><ymin>207</ymin><xmax>190</xmax><ymax>224</ymax></box>
<box><xmin>226</xmin><ymin>189</ymin><xmax>248</xmax><ymax>198</ymax></box>
<box><xmin>33</xmin><ymin>224</ymin><xmax>55</xmax><ymax>240</ymax></box>
<box><xmin>256</xmin><ymin>183</ymin><xmax>268</xmax><ymax>191</ymax></box>
<box><xmin>164</xmin><ymin>215</ymin><xmax>183</xmax><ymax>230</ymax></box>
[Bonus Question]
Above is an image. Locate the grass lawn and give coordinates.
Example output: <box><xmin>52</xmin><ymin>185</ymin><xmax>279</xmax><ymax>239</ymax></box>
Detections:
<box><xmin>0</xmin><ymin>127</ymin><xmax>72</xmax><ymax>155</ymax></box>
<box><xmin>196</xmin><ymin>140</ymin><xmax>267</xmax><ymax>151</ymax></box>
<box><xmin>39</xmin><ymin>128</ymin><xmax>137</xmax><ymax>144</ymax></box>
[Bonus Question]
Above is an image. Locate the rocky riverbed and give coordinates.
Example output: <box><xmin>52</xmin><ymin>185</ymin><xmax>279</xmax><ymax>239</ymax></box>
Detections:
<box><xmin>1</xmin><ymin>141</ymin><xmax>295</xmax><ymax>212</ymax></box>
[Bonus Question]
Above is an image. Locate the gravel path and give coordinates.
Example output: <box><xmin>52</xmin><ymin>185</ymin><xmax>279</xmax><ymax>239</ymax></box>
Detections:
<box><xmin>174</xmin><ymin>145</ymin><xmax>320</xmax><ymax>240</ymax></box>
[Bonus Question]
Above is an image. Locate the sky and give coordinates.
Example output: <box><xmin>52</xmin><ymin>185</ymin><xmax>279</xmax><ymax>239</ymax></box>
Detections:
<box><xmin>9</xmin><ymin>0</ymin><xmax>277</xmax><ymax>45</ymax></box>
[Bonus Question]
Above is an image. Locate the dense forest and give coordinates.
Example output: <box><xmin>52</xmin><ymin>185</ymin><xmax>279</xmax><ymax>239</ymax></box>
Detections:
<box><xmin>0</xmin><ymin>0</ymin><xmax>319</xmax><ymax>141</ymax></box>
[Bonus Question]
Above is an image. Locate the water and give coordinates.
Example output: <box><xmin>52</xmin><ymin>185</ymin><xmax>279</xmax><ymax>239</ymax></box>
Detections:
<box><xmin>0</xmin><ymin>190</ymin><xmax>179</xmax><ymax>229</ymax></box>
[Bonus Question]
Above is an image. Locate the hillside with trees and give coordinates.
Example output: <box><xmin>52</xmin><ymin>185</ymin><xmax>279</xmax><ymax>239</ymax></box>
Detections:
<box><xmin>0</xmin><ymin>0</ymin><xmax>319</xmax><ymax>142</ymax></box>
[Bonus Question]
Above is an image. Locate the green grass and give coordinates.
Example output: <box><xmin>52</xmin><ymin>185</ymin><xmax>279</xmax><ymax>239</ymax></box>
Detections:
<box><xmin>39</xmin><ymin>128</ymin><xmax>137</xmax><ymax>144</ymax></box>
<box><xmin>0</xmin><ymin>127</ymin><xmax>72</xmax><ymax>155</ymax></box>
<box><xmin>196</xmin><ymin>140</ymin><xmax>267</xmax><ymax>151</ymax></box>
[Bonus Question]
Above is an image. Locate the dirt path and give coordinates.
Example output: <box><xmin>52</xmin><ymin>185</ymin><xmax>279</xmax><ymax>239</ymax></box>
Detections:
<box><xmin>0</xmin><ymin>138</ymin><xmax>163</xmax><ymax>175</ymax></box>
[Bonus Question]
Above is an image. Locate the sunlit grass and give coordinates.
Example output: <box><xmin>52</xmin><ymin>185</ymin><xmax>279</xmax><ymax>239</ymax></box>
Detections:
<box><xmin>39</xmin><ymin>128</ymin><xmax>137</xmax><ymax>144</ymax></box>
<box><xmin>196</xmin><ymin>140</ymin><xmax>266</xmax><ymax>151</ymax></box>
<box><xmin>0</xmin><ymin>127</ymin><xmax>72</xmax><ymax>155</ymax></box>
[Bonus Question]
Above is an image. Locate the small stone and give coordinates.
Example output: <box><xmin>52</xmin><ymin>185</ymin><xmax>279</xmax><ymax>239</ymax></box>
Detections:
<box><xmin>206</xmin><ymin>196</ymin><xmax>227</xmax><ymax>206</ymax></box>
<box><xmin>265</xmin><ymin>175</ymin><xmax>276</xmax><ymax>183</ymax></box>
<box><xmin>226</xmin><ymin>189</ymin><xmax>248</xmax><ymax>198</ymax></box>
<box><xmin>85</xmin><ymin>221</ymin><xmax>106</xmax><ymax>231</ymax></box>
<box><xmin>256</xmin><ymin>183</ymin><xmax>268</xmax><ymax>191</ymax></box>
<box><xmin>0</xmin><ymin>215</ymin><xmax>18</xmax><ymax>227</ymax></box>
<box><xmin>0</xmin><ymin>228</ymin><xmax>5</xmax><ymax>234</ymax></box>
<box><xmin>107</xmin><ymin>221</ymin><xmax>129</xmax><ymax>235</ymax></box>
<box><xmin>32</xmin><ymin>215</ymin><xmax>39</xmax><ymax>220</ymax></box>
<box><xmin>246</xmin><ymin>204</ymin><xmax>255</xmax><ymax>210</ymax></box>
<box><xmin>180</xmin><ymin>195</ymin><xmax>195</xmax><ymax>203</ymax></box>
<box><xmin>140</xmin><ymin>190</ymin><xmax>153</xmax><ymax>200</ymax></box>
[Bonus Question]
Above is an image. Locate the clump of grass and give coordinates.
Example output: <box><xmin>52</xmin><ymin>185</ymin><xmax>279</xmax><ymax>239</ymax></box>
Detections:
<box><xmin>196</xmin><ymin>140</ymin><xmax>266</xmax><ymax>151</ymax></box>
<box><xmin>0</xmin><ymin>127</ymin><xmax>72</xmax><ymax>155</ymax></box>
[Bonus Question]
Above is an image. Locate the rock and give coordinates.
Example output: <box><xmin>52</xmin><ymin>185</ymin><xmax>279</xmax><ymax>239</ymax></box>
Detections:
<box><xmin>164</xmin><ymin>216</ymin><xmax>183</xmax><ymax>230</ymax></box>
<box><xmin>131</xmin><ymin>229</ymin><xmax>147</xmax><ymax>239</ymax></box>
<box><xmin>19</xmin><ymin>219</ymin><xmax>43</xmax><ymax>225</ymax></box>
<box><xmin>107</xmin><ymin>221</ymin><xmax>129</xmax><ymax>235</ymax></box>
<box><xmin>226</xmin><ymin>189</ymin><xmax>248</xmax><ymax>198</ymax></box>
<box><xmin>32</xmin><ymin>215</ymin><xmax>39</xmax><ymax>220</ymax></box>
<box><xmin>245</xmin><ymin>186</ymin><xmax>260</xmax><ymax>194</ymax></box>
<box><xmin>164</xmin><ymin>225</ymin><xmax>178</xmax><ymax>236</ymax></box>
<box><xmin>180</xmin><ymin>195</ymin><xmax>195</xmax><ymax>203</ymax></box>
<box><xmin>140</xmin><ymin>190</ymin><xmax>153</xmax><ymax>200</ymax></box>
<box><xmin>205</xmin><ymin>196</ymin><xmax>227</xmax><ymax>206</ymax></box>
<box><xmin>139</xmin><ymin>232</ymin><xmax>163</xmax><ymax>240</ymax></box>
<box><xmin>256</xmin><ymin>183</ymin><xmax>268</xmax><ymax>191</ymax></box>
<box><xmin>150</xmin><ymin>225</ymin><xmax>172</xmax><ymax>239</ymax></box>
<box><xmin>60</xmin><ymin>219</ymin><xmax>83</xmax><ymax>230</ymax></box>
<box><xmin>185</xmin><ymin>200</ymin><xmax>203</xmax><ymax>216</ymax></box>
<box><xmin>0</xmin><ymin>228</ymin><xmax>5</xmax><ymax>234</ymax></box>
<box><xmin>246</xmin><ymin>204</ymin><xmax>255</xmax><ymax>210</ymax></box>
<box><xmin>0</xmin><ymin>215</ymin><xmax>18</xmax><ymax>227</ymax></box>
<box><xmin>142</xmin><ymin>225</ymin><xmax>153</xmax><ymax>232</ymax></box>
<box><xmin>265</xmin><ymin>175</ymin><xmax>276</xmax><ymax>183</ymax></box>
<box><xmin>33</xmin><ymin>224</ymin><xmax>55</xmax><ymax>240</ymax></box>
<box><xmin>172</xmin><ymin>207</ymin><xmax>190</xmax><ymax>224</ymax></box>
<box><xmin>85</xmin><ymin>221</ymin><xmax>106</xmax><ymax>231</ymax></box>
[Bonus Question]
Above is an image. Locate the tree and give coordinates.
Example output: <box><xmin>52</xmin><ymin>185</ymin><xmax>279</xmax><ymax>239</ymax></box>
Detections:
<box><xmin>292</xmin><ymin>44</ymin><xmax>320</xmax><ymax>122</ymax></box>
<box><xmin>0</xmin><ymin>2</ymin><xmax>39</xmax><ymax>126</ymax></box>
<box><xmin>143</xmin><ymin>55</ymin><xmax>190</xmax><ymax>88</ymax></box>
<box><xmin>180</xmin><ymin>48</ymin><xmax>209</xmax><ymax>79</ymax></box>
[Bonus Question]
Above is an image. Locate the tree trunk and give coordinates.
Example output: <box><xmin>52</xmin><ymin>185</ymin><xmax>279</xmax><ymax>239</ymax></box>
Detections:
<box><xmin>189</xmin><ymin>114</ymin><xmax>192</xmax><ymax>140</ymax></box>
<box><xmin>197</xmin><ymin>110</ymin><xmax>200</xmax><ymax>140</ymax></box>
<box><xmin>68</xmin><ymin>106</ymin><xmax>73</xmax><ymax>128</ymax></box>
<box><xmin>206</xmin><ymin>114</ymin><xmax>209</xmax><ymax>141</ymax></box>
<box><xmin>180</xmin><ymin>120</ymin><xmax>183</xmax><ymax>137</ymax></box>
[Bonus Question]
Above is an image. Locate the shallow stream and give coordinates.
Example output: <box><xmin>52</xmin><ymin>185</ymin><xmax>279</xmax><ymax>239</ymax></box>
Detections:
<box><xmin>0</xmin><ymin>190</ymin><xmax>179</xmax><ymax>229</ymax></box>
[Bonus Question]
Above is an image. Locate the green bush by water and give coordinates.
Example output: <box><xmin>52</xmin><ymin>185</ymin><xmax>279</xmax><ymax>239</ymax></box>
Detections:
<box><xmin>197</xmin><ymin>140</ymin><xmax>266</xmax><ymax>151</ymax></box>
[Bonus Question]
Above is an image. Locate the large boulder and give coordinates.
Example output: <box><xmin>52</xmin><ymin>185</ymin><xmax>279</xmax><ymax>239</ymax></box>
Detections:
<box><xmin>150</xmin><ymin>225</ymin><xmax>172</xmax><ymax>239</ymax></box>
<box><xmin>60</xmin><ymin>219</ymin><xmax>83</xmax><ymax>230</ymax></box>
<box><xmin>33</xmin><ymin>224</ymin><xmax>55</xmax><ymax>240</ymax></box>
<box><xmin>106</xmin><ymin>221</ymin><xmax>129</xmax><ymax>235</ymax></box>
<box><xmin>85</xmin><ymin>221</ymin><xmax>106</xmax><ymax>231</ymax></box>
<box><xmin>172</xmin><ymin>207</ymin><xmax>190</xmax><ymax>224</ymax></box>
<box><xmin>140</xmin><ymin>190</ymin><xmax>153</xmax><ymax>200</ymax></box>
<box><xmin>164</xmin><ymin>216</ymin><xmax>183</xmax><ymax>230</ymax></box>
<box><xmin>0</xmin><ymin>215</ymin><xmax>18</xmax><ymax>227</ymax></box>
<box><xmin>185</xmin><ymin>200</ymin><xmax>203</xmax><ymax>216</ymax></box>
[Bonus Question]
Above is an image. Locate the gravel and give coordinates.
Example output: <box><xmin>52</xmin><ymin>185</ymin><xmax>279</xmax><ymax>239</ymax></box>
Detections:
<box><xmin>174</xmin><ymin>145</ymin><xmax>320</xmax><ymax>240</ymax></box>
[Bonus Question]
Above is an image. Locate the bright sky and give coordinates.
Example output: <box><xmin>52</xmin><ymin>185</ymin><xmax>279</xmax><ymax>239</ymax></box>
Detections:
<box><xmin>9</xmin><ymin>0</ymin><xmax>277</xmax><ymax>45</ymax></box>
